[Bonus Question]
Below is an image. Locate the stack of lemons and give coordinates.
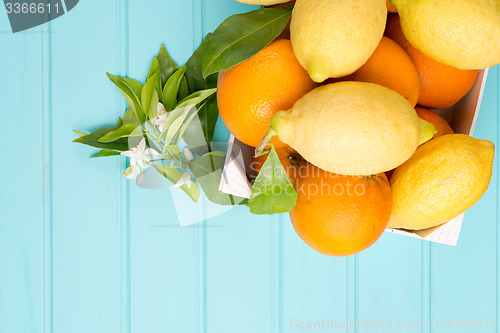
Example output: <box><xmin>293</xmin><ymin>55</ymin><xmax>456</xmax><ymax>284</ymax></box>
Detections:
<box><xmin>219</xmin><ymin>0</ymin><xmax>499</xmax><ymax>256</ymax></box>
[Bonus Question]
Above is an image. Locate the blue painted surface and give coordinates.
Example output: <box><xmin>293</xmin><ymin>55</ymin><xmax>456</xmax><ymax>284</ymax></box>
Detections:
<box><xmin>0</xmin><ymin>1</ymin><xmax>498</xmax><ymax>332</ymax></box>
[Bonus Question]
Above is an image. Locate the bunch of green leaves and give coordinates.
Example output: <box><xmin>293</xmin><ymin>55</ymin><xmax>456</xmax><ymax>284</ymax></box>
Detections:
<box><xmin>74</xmin><ymin>5</ymin><xmax>297</xmax><ymax>214</ymax></box>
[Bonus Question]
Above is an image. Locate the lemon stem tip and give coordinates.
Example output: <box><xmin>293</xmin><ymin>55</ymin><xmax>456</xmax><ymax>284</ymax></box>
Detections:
<box><xmin>255</xmin><ymin>128</ymin><xmax>277</xmax><ymax>157</ymax></box>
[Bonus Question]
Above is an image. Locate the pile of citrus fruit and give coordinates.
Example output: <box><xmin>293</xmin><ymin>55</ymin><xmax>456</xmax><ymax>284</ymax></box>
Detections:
<box><xmin>218</xmin><ymin>0</ymin><xmax>498</xmax><ymax>256</ymax></box>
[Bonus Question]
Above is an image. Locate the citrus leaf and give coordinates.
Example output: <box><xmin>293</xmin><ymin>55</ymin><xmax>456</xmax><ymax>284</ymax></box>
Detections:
<box><xmin>147</xmin><ymin>57</ymin><xmax>164</xmax><ymax>104</ymax></box>
<box><xmin>107</xmin><ymin>73</ymin><xmax>146</xmax><ymax>124</ymax></box>
<box><xmin>165</xmin><ymin>145</ymin><xmax>182</xmax><ymax>162</ymax></box>
<box><xmin>181</xmin><ymin>95</ymin><xmax>219</xmax><ymax>155</ymax></box>
<box><xmin>163</xmin><ymin>66</ymin><xmax>187</xmax><ymax>111</ymax></box>
<box><xmin>91</xmin><ymin>150</ymin><xmax>122</xmax><ymax>158</ymax></box>
<box><xmin>248</xmin><ymin>146</ymin><xmax>297</xmax><ymax>214</ymax></box>
<box><xmin>123</xmin><ymin>107</ymin><xmax>141</xmax><ymax>126</ymax></box>
<box><xmin>116</xmin><ymin>117</ymin><xmax>123</xmax><ymax>127</ymax></box>
<box><xmin>98</xmin><ymin>124</ymin><xmax>143</xmax><ymax>143</ymax></box>
<box><xmin>185</xmin><ymin>33</ymin><xmax>218</xmax><ymax>92</ymax></box>
<box><xmin>153</xmin><ymin>165</ymin><xmax>200</xmax><ymax>202</ymax></box>
<box><xmin>157</xmin><ymin>45</ymin><xmax>180</xmax><ymax>87</ymax></box>
<box><xmin>73</xmin><ymin>127</ymin><xmax>130</xmax><ymax>151</ymax></box>
<box><xmin>141</xmin><ymin>71</ymin><xmax>159</xmax><ymax>120</ymax></box>
<box><xmin>177</xmin><ymin>76</ymin><xmax>190</xmax><ymax>101</ymax></box>
<box><xmin>202</xmin><ymin>7</ymin><xmax>292</xmax><ymax>77</ymax></box>
<box><xmin>73</xmin><ymin>130</ymin><xmax>87</xmax><ymax>138</ymax></box>
<box><xmin>189</xmin><ymin>153</ymin><xmax>248</xmax><ymax>205</ymax></box>
<box><xmin>122</xmin><ymin>77</ymin><xmax>143</xmax><ymax>97</ymax></box>
<box><xmin>176</xmin><ymin>88</ymin><xmax>217</xmax><ymax>109</ymax></box>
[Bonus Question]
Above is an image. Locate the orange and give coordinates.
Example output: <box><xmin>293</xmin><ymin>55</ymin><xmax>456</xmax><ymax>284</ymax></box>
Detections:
<box><xmin>290</xmin><ymin>164</ymin><xmax>392</xmax><ymax>257</ymax></box>
<box><xmin>217</xmin><ymin>39</ymin><xmax>316</xmax><ymax>148</ymax></box>
<box><xmin>385</xmin><ymin>14</ymin><xmax>479</xmax><ymax>109</ymax></box>
<box><xmin>386</xmin><ymin>0</ymin><xmax>397</xmax><ymax>12</ymax></box>
<box><xmin>349</xmin><ymin>36</ymin><xmax>420</xmax><ymax>106</ymax></box>
<box><xmin>252</xmin><ymin>145</ymin><xmax>307</xmax><ymax>186</ymax></box>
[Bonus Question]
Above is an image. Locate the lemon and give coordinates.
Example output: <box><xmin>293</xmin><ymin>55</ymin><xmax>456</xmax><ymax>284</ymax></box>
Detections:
<box><xmin>290</xmin><ymin>0</ymin><xmax>386</xmax><ymax>82</ymax></box>
<box><xmin>392</xmin><ymin>0</ymin><xmax>500</xmax><ymax>69</ymax></box>
<box><xmin>388</xmin><ymin>134</ymin><xmax>495</xmax><ymax>230</ymax></box>
<box><xmin>256</xmin><ymin>82</ymin><xmax>435</xmax><ymax>176</ymax></box>
<box><xmin>235</xmin><ymin>0</ymin><xmax>289</xmax><ymax>4</ymax></box>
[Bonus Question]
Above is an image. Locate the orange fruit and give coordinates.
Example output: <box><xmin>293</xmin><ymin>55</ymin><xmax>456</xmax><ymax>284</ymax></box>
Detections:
<box><xmin>349</xmin><ymin>36</ymin><xmax>420</xmax><ymax>106</ymax></box>
<box><xmin>385</xmin><ymin>14</ymin><xmax>479</xmax><ymax>109</ymax></box>
<box><xmin>386</xmin><ymin>0</ymin><xmax>397</xmax><ymax>12</ymax></box>
<box><xmin>217</xmin><ymin>39</ymin><xmax>316</xmax><ymax>148</ymax></box>
<box><xmin>290</xmin><ymin>164</ymin><xmax>392</xmax><ymax>256</ymax></box>
<box><xmin>252</xmin><ymin>145</ymin><xmax>306</xmax><ymax>185</ymax></box>
<box><xmin>415</xmin><ymin>107</ymin><xmax>454</xmax><ymax>140</ymax></box>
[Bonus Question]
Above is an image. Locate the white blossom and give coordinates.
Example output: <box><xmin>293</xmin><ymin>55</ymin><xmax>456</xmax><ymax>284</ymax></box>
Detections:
<box><xmin>183</xmin><ymin>147</ymin><xmax>194</xmax><ymax>161</ymax></box>
<box><xmin>155</xmin><ymin>102</ymin><xmax>168</xmax><ymax>132</ymax></box>
<box><xmin>173</xmin><ymin>172</ymin><xmax>192</xmax><ymax>188</ymax></box>
<box><xmin>121</xmin><ymin>138</ymin><xmax>160</xmax><ymax>178</ymax></box>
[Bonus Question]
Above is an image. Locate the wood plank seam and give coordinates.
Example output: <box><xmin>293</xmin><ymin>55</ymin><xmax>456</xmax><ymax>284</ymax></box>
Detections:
<box><xmin>41</xmin><ymin>19</ymin><xmax>53</xmax><ymax>333</ymax></box>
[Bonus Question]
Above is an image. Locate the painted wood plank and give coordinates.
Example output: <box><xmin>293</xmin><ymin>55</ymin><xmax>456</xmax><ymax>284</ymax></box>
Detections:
<box><xmin>126</xmin><ymin>1</ymin><xmax>204</xmax><ymax>332</ymax></box>
<box><xmin>429</xmin><ymin>66</ymin><xmax>499</xmax><ymax>331</ymax></box>
<box><xmin>0</xmin><ymin>20</ymin><xmax>45</xmax><ymax>333</ymax></box>
<box><xmin>356</xmin><ymin>234</ymin><xmax>425</xmax><ymax>333</ymax></box>
<box><xmin>48</xmin><ymin>1</ymin><xmax>124</xmax><ymax>332</ymax></box>
<box><xmin>281</xmin><ymin>216</ymin><xmax>349</xmax><ymax>333</ymax></box>
<box><xmin>201</xmin><ymin>2</ymin><xmax>282</xmax><ymax>332</ymax></box>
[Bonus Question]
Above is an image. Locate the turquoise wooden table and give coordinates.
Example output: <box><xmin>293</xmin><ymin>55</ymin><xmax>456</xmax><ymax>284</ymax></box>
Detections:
<box><xmin>0</xmin><ymin>1</ymin><xmax>499</xmax><ymax>332</ymax></box>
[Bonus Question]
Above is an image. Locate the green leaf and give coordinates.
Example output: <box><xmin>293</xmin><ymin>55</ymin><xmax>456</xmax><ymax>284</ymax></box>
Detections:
<box><xmin>182</xmin><ymin>95</ymin><xmax>219</xmax><ymax>155</ymax></box>
<box><xmin>165</xmin><ymin>145</ymin><xmax>182</xmax><ymax>162</ymax></box>
<box><xmin>141</xmin><ymin>71</ymin><xmax>159</xmax><ymax>120</ymax></box>
<box><xmin>157</xmin><ymin>45</ymin><xmax>180</xmax><ymax>87</ymax></box>
<box><xmin>164</xmin><ymin>105</ymin><xmax>198</xmax><ymax>145</ymax></box>
<box><xmin>177</xmin><ymin>76</ymin><xmax>190</xmax><ymax>101</ymax></box>
<box><xmin>117</xmin><ymin>117</ymin><xmax>123</xmax><ymax>127</ymax></box>
<box><xmin>107</xmin><ymin>73</ymin><xmax>146</xmax><ymax>124</ymax></box>
<box><xmin>176</xmin><ymin>88</ymin><xmax>217</xmax><ymax>109</ymax></box>
<box><xmin>148</xmin><ymin>89</ymin><xmax>160</xmax><ymax>120</ymax></box>
<box><xmin>73</xmin><ymin>127</ymin><xmax>130</xmax><ymax>151</ymax></box>
<box><xmin>147</xmin><ymin>57</ymin><xmax>164</xmax><ymax>104</ymax></box>
<box><xmin>202</xmin><ymin>7</ymin><xmax>292</xmax><ymax>77</ymax></box>
<box><xmin>185</xmin><ymin>33</ymin><xmax>218</xmax><ymax>93</ymax></box>
<box><xmin>123</xmin><ymin>107</ymin><xmax>141</xmax><ymax>126</ymax></box>
<box><xmin>73</xmin><ymin>130</ymin><xmax>87</xmax><ymax>138</ymax></box>
<box><xmin>248</xmin><ymin>146</ymin><xmax>297</xmax><ymax>214</ymax></box>
<box><xmin>153</xmin><ymin>165</ymin><xmax>200</xmax><ymax>202</ymax></box>
<box><xmin>122</xmin><ymin>77</ymin><xmax>143</xmax><ymax>97</ymax></box>
<box><xmin>91</xmin><ymin>150</ymin><xmax>122</xmax><ymax>158</ymax></box>
<box><xmin>98</xmin><ymin>124</ymin><xmax>143</xmax><ymax>143</ymax></box>
<box><xmin>189</xmin><ymin>153</ymin><xmax>248</xmax><ymax>205</ymax></box>
<box><xmin>157</xmin><ymin>106</ymin><xmax>194</xmax><ymax>142</ymax></box>
<box><xmin>163</xmin><ymin>66</ymin><xmax>187</xmax><ymax>111</ymax></box>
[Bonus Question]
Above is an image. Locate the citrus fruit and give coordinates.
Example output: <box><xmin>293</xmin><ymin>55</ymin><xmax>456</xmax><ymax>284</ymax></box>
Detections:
<box><xmin>391</xmin><ymin>0</ymin><xmax>500</xmax><ymax>69</ymax></box>
<box><xmin>349</xmin><ymin>36</ymin><xmax>420</xmax><ymax>106</ymax></box>
<box><xmin>256</xmin><ymin>82</ymin><xmax>436</xmax><ymax>176</ymax></box>
<box><xmin>252</xmin><ymin>145</ymin><xmax>306</xmax><ymax>185</ymax></box>
<box><xmin>385</xmin><ymin>14</ymin><xmax>479</xmax><ymax>109</ymax></box>
<box><xmin>389</xmin><ymin>134</ymin><xmax>495</xmax><ymax>230</ymax></box>
<box><xmin>290</xmin><ymin>0</ymin><xmax>386</xmax><ymax>81</ymax></box>
<box><xmin>415</xmin><ymin>107</ymin><xmax>453</xmax><ymax>140</ymax></box>
<box><xmin>236</xmin><ymin>0</ymin><xmax>289</xmax><ymax>4</ymax></box>
<box><xmin>386</xmin><ymin>0</ymin><xmax>397</xmax><ymax>12</ymax></box>
<box><xmin>290</xmin><ymin>164</ymin><xmax>392</xmax><ymax>256</ymax></box>
<box><xmin>217</xmin><ymin>39</ymin><xmax>316</xmax><ymax>148</ymax></box>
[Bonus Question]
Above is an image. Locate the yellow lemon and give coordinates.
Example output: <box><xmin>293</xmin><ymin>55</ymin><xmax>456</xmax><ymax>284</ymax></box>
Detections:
<box><xmin>290</xmin><ymin>0</ymin><xmax>386</xmax><ymax>82</ymax></box>
<box><xmin>235</xmin><ymin>0</ymin><xmax>290</xmax><ymax>4</ymax></box>
<box><xmin>392</xmin><ymin>0</ymin><xmax>500</xmax><ymax>69</ymax></box>
<box><xmin>388</xmin><ymin>134</ymin><xmax>495</xmax><ymax>230</ymax></box>
<box><xmin>256</xmin><ymin>82</ymin><xmax>435</xmax><ymax>176</ymax></box>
